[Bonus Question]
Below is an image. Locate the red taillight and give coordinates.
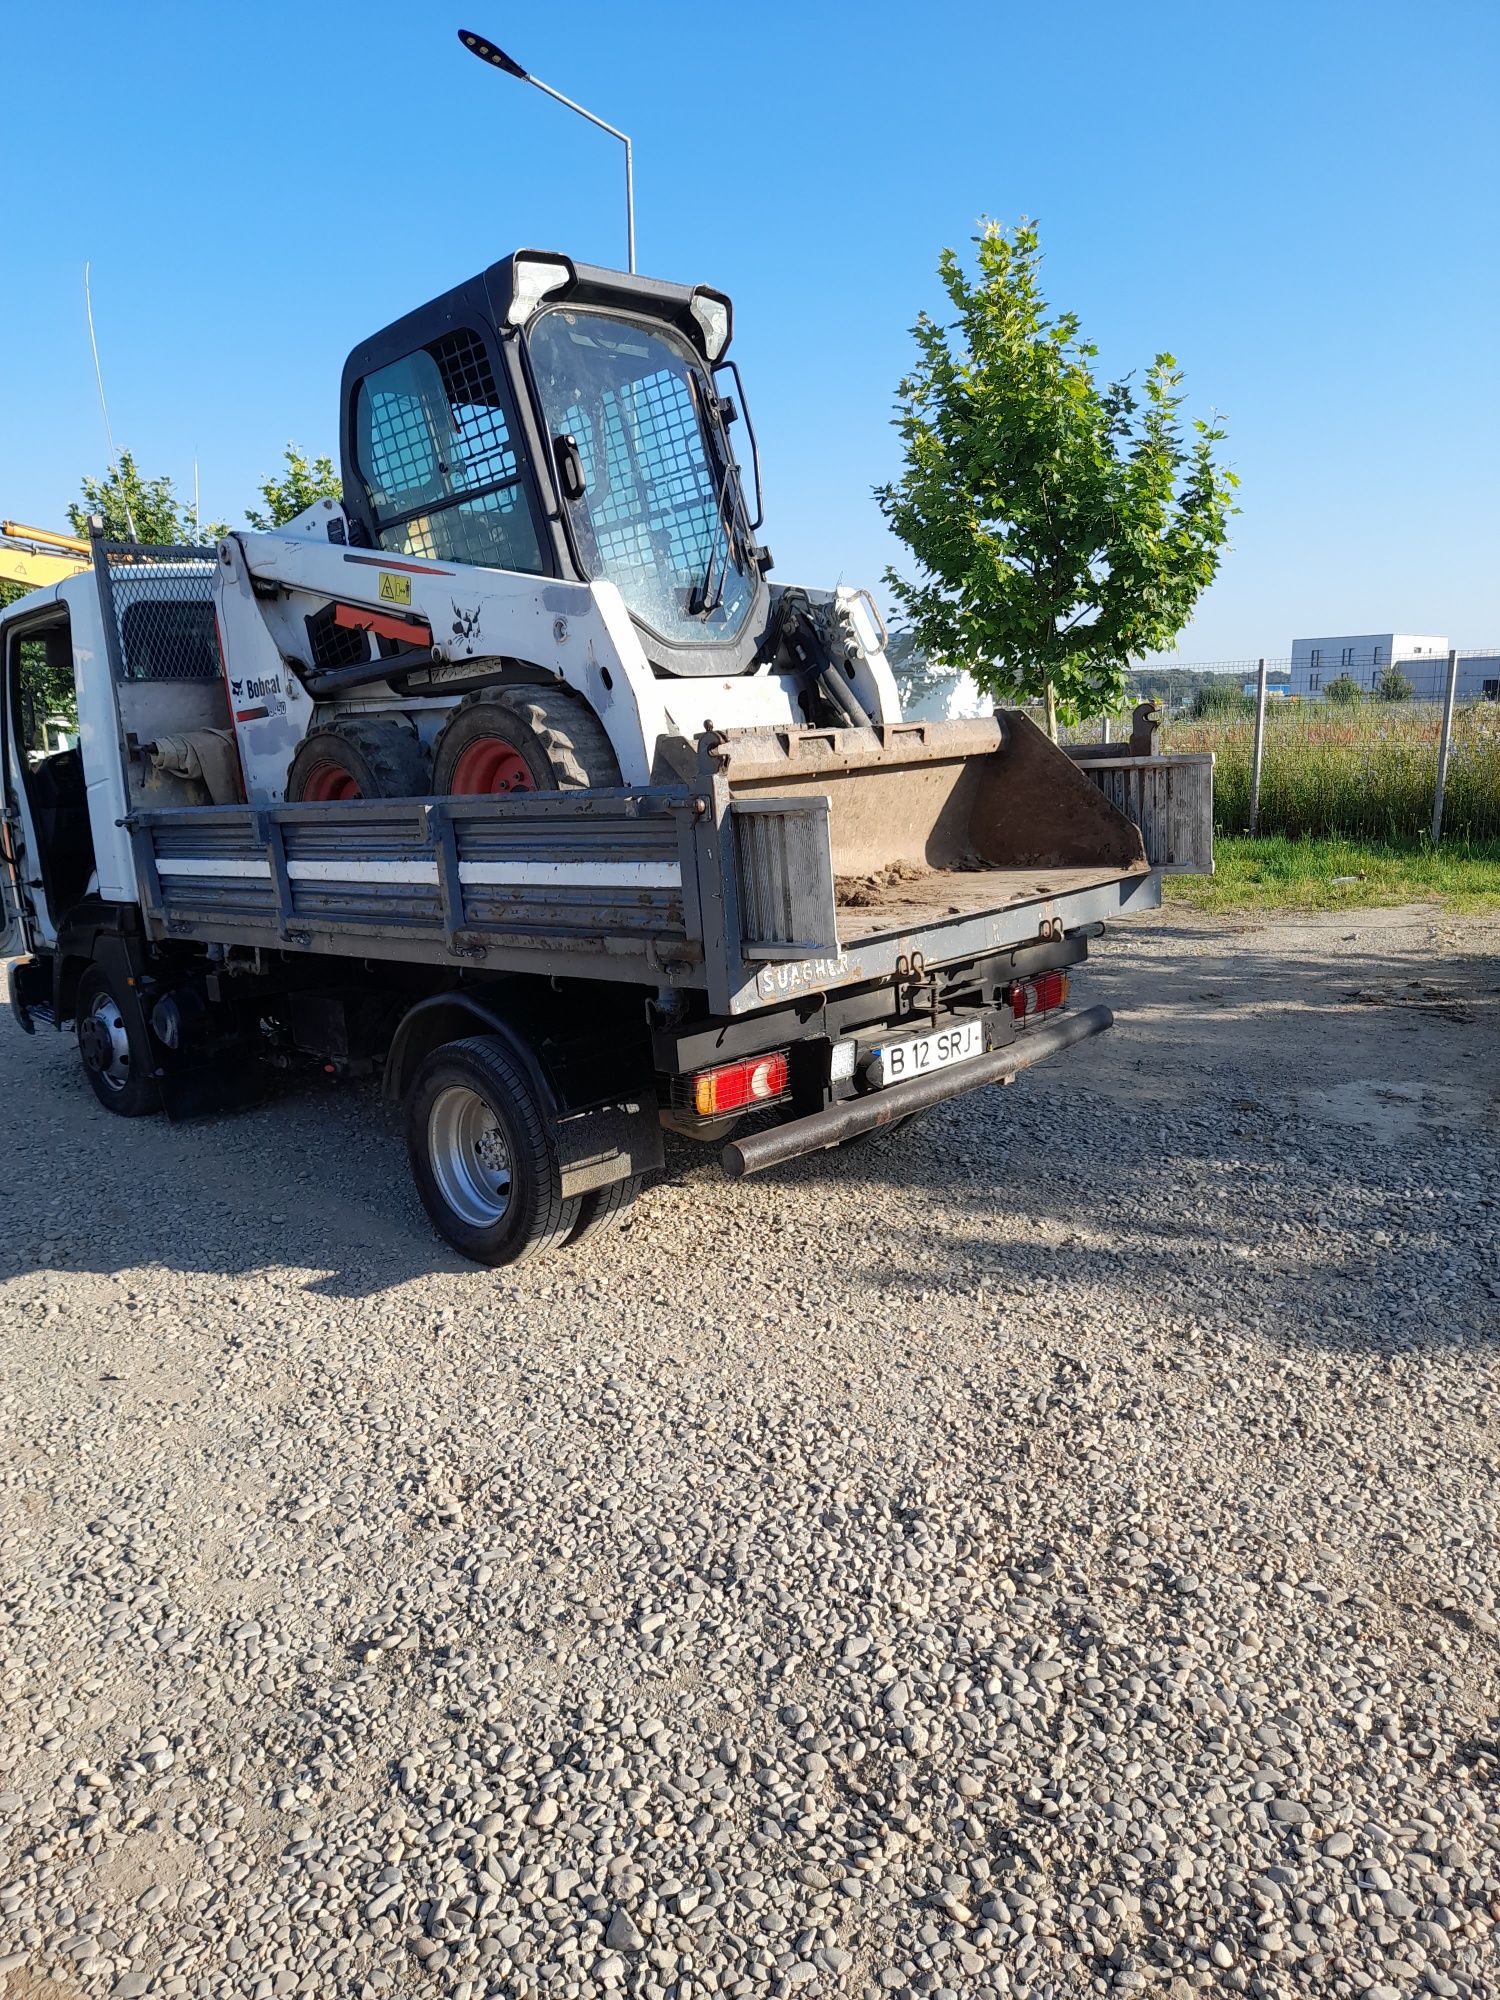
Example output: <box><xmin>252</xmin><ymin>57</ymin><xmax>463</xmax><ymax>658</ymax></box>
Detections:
<box><xmin>691</xmin><ymin>1050</ymin><xmax>790</xmax><ymax>1118</ymax></box>
<box><xmin>1010</xmin><ymin>970</ymin><xmax>1069</xmax><ymax>1020</ymax></box>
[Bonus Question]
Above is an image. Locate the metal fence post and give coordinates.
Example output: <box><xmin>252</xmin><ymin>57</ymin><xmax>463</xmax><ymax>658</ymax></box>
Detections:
<box><xmin>1431</xmin><ymin>648</ymin><xmax>1460</xmax><ymax>843</ymax></box>
<box><xmin>1249</xmin><ymin>657</ymin><xmax>1268</xmax><ymax>836</ymax></box>
<box><xmin>1101</xmin><ymin>712</ymin><xmax>1111</xmax><ymax>744</ymax></box>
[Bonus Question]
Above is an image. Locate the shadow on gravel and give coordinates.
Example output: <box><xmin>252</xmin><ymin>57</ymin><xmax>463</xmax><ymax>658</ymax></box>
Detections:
<box><xmin>3</xmin><ymin>916</ymin><xmax>1494</xmax><ymax>1309</ymax></box>
<box><xmin>795</xmin><ymin>1106</ymin><xmax>1500</xmax><ymax>1353</ymax></box>
<box><xmin>2</xmin><ymin>1023</ymin><xmax>464</xmax><ymax>1299</ymax></box>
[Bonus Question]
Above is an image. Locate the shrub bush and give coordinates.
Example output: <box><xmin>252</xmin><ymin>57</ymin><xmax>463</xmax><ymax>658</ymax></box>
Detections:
<box><xmin>1192</xmin><ymin>682</ymin><xmax>1254</xmax><ymax>720</ymax></box>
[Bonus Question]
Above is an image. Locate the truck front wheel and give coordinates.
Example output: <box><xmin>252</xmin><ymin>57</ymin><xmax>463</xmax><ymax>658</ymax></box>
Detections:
<box><xmin>405</xmin><ymin>1035</ymin><xmax>580</xmax><ymax>1267</ymax></box>
<box><xmin>75</xmin><ymin>966</ymin><xmax>159</xmax><ymax>1117</ymax></box>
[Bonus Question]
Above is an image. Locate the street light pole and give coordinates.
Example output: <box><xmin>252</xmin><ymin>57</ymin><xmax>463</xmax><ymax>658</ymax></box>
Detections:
<box><xmin>458</xmin><ymin>29</ymin><xmax>636</xmax><ymax>273</ymax></box>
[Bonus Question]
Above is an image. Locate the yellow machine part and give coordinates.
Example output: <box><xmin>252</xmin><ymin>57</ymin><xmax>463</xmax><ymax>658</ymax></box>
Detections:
<box><xmin>0</xmin><ymin>520</ymin><xmax>90</xmax><ymax>591</ymax></box>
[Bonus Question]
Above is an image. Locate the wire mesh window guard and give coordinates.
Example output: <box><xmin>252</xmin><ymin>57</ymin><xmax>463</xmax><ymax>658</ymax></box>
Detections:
<box><xmin>98</xmin><ymin>549</ymin><xmax>223</xmax><ymax>683</ymax></box>
<box><xmin>355</xmin><ymin>331</ymin><xmax>543</xmax><ymax>574</ymax></box>
<box><xmin>528</xmin><ymin>309</ymin><xmax>755</xmax><ymax>646</ymax></box>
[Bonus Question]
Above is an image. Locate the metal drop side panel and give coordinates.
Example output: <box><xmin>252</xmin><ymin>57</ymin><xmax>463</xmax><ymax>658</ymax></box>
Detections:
<box><xmin>1068</xmin><ymin>752</ymin><xmax>1216</xmax><ymax>874</ymax></box>
<box><xmin>131</xmin><ymin>716</ymin><xmax>1181</xmax><ymax>1014</ymax></box>
<box><xmin>134</xmin><ymin>790</ymin><xmax>704</xmax><ymax>987</ymax></box>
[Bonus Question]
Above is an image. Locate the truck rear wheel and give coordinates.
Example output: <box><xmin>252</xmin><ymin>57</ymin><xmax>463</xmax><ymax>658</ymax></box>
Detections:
<box><xmin>405</xmin><ymin>1035</ymin><xmax>580</xmax><ymax>1267</ymax></box>
<box><xmin>75</xmin><ymin>965</ymin><xmax>159</xmax><ymax>1117</ymax></box>
<box><xmin>285</xmin><ymin>718</ymin><xmax>429</xmax><ymax>803</ymax></box>
<box><xmin>431</xmin><ymin>688</ymin><xmax>621</xmax><ymax>795</ymax></box>
<box><xmin>567</xmin><ymin>1174</ymin><xmax>642</xmax><ymax>1244</ymax></box>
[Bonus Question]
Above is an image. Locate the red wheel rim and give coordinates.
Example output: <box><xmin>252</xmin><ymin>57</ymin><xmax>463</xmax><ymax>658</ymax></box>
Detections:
<box><xmin>449</xmin><ymin>738</ymin><xmax>537</xmax><ymax>795</ymax></box>
<box><xmin>300</xmin><ymin>761</ymin><xmax>362</xmax><ymax>802</ymax></box>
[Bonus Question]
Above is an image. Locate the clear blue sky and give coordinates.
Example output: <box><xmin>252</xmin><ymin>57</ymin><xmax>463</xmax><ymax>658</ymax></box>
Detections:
<box><xmin>2</xmin><ymin>0</ymin><xmax>1496</xmax><ymax>659</ymax></box>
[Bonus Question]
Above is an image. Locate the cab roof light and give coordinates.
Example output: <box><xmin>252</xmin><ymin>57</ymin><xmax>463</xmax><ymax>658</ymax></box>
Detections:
<box><xmin>689</xmin><ymin>288</ymin><xmax>732</xmax><ymax>361</ymax></box>
<box><xmin>507</xmin><ymin>254</ymin><xmax>575</xmax><ymax>327</ymax></box>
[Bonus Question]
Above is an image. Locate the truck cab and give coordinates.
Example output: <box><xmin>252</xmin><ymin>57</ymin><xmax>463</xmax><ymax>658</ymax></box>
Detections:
<box><xmin>1</xmin><ymin>560</ymin><xmax>230</xmax><ymax>963</ymax></box>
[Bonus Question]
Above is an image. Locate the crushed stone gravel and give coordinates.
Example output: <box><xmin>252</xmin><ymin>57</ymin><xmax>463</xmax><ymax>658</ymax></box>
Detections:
<box><xmin>1</xmin><ymin>905</ymin><xmax>1497</xmax><ymax>2000</ymax></box>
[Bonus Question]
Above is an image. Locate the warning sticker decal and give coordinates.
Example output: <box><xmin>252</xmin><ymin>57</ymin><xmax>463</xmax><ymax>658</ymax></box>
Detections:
<box><xmin>378</xmin><ymin>572</ymin><xmax>413</xmax><ymax>605</ymax></box>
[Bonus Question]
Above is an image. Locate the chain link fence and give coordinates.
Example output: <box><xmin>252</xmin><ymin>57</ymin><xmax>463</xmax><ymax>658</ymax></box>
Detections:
<box><xmin>1152</xmin><ymin>655</ymin><xmax>1500</xmax><ymax>844</ymax></box>
<box><xmin>894</xmin><ymin>650</ymin><xmax>1500</xmax><ymax>844</ymax></box>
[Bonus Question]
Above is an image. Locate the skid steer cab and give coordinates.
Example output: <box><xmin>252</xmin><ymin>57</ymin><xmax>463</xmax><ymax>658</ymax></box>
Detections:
<box><xmin>206</xmin><ymin>249</ymin><xmax>901</xmax><ymax>810</ymax></box>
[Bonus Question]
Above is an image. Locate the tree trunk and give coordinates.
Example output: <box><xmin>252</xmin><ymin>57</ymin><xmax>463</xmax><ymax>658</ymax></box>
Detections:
<box><xmin>1043</xmin><ymin>679</ymin><xmax>1058</xmax><ymax>742</ymax></box>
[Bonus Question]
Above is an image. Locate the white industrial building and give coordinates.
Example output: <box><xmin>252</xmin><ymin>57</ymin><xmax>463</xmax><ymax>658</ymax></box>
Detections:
<box><xmin>1287</xmin><ymin>634</ymin><xmax>1499</xmax><ymax>700</ymax></box>
<box><xmin>1289</xmin><ymin>634</ymin><xmax>1444</xmax><ymax>695</ymax></box>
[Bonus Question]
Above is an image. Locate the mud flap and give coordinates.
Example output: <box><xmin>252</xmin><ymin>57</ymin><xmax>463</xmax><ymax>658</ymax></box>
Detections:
<box><xmin>556</xmin><ymin>1096</ymin><xmax>664</xmax><ymax>1199</ymax></box>
<box><xmin>7</xmin><ymin>957</ymin><xmax>48</xmax><ymax>1034</ymax></box>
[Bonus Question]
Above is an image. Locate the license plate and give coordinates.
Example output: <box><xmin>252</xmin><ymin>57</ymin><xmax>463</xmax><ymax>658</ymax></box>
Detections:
<box><xmin>869</xmin><ymin>1018</ymin><xmax>985</xmax><ymax>1088</ymax></box>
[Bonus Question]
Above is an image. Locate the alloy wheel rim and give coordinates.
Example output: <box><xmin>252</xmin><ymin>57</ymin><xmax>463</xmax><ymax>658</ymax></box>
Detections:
<box><xmin>80</xmin><ymin>992</ymin><xmax>132</xmax><ymax>1092</ymax></box>
<box><xmin>427</xmin><ymin>1085</ymin><xmax>513</xmax><ymax>1227</ymax></box>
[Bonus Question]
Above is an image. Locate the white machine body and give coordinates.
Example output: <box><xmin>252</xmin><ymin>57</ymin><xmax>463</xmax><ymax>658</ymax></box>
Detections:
<box><xmin>214</xmin><ymin>507</ymin><xmax>900</xmax><ymax>803</ymax></box>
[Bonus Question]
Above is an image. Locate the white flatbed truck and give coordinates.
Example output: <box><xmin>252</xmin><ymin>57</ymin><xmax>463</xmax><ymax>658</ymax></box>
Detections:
<box><xmin>0</xmin><ymin>251</ymin><xmax>1210</xmax><ymax>1265</ymax></box>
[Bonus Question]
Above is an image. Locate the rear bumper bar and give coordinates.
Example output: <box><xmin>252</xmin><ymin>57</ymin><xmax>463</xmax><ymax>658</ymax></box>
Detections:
<box><xmin>720</xmin><ymin>1003</ymin><xmax>1113</xmax><ymax>1179</ymax></box>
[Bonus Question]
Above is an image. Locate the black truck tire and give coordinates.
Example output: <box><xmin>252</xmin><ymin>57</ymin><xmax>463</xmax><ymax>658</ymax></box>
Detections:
<box><xmin>405</xmin><ymin>1034</ymin><xmax>580</xmax><ymax>1267</ymax></box>
<box><xmin>75</xmin><ymin>965</ymin><xmax>160</xmax><ymax>1117</ymax></box>
<box><xmin>567</xmin><ymin>1174</ymin><xmax>642</xmax><ymax>1245</ymax></box>
<box><xmin>431</xmin><ymin>687</ymin><xmax>621</xmax><ymax>795</ymax></box>
<box><xmin>285</xmin><ymin>718</ymin><xmax>429</xmax><ymax>803</ymax></box>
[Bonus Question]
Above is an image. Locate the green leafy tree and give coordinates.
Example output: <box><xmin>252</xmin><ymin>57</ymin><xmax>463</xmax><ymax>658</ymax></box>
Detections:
<box><xmin>0</xmin><ymin>580</ymin><xmax>27</xmax><ymax>611</ymax></box>
<box><xmin>17</xmin><ymin>632</ymin><xmax>78</xmax><ymax>736</ymax></box>
<box><xmin>1325</xmin><ymin>673</ymin><xmax>1364</xmax><ymax>705</ymax></box>
<box><xmin>246</xmin><ymin>443</ymin><xmax>344</xmax><ymax>530</ymax></box>
<box><xmin>876</xmin><ymin>221</ymin><xmax>1238</xmax><ymax>736</ymax></box>
<box><xmin>1374</xmin><ymin>664</ymin><xmax>1414</xmax><ymax>702</ymax></box>
<box><xmin>66</xmin><ymin>450</ymin><xmax>226</xmax><ymax>546</ymax></box>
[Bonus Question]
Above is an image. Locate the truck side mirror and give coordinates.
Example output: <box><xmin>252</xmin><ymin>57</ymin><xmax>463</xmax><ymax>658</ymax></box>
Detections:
<box><xmin>553</xmin><ymin>434</ymin><xmax>587</xmax><ymax>504</ymax></box>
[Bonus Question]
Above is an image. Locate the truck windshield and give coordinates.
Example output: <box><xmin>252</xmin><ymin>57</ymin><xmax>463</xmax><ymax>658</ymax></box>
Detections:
<box><xmin>527</xmin><ymin>308</ymin><xmax>755</xmax><ymax>648</ymax></box>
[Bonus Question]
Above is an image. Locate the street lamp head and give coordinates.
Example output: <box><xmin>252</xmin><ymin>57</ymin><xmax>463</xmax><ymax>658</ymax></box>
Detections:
<box><xmin>458</xmin><ymin>29</ymin><xmax>529</xmax><ymax>80</ymax></box>
<box><xmin>457</xmin><ymin>25</ymin><xmax>636</xmax><ymax>272</ymax></box>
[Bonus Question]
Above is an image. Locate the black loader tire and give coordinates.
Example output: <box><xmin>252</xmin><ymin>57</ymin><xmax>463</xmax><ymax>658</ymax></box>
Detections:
<box><xmin>431</xmin><ymin>686</ymin><xmax>622</xmax><ymax>794</ymax></box>
<box><xmin>285</xmin><ymin>717</ymin><xmax>430</xmax><ymax>802</ymax></box>
<box><xmin>75</xmin><ymin>964</ymin><xmax>160</xmax><ymax>1117</ymax></box>
<box><xmin>567</xmin><ymin>1174</ymin><xmax>643</xmax><ymax>1246</ymax></box>
<box><xmin>405</xmin><ymin>1035</ymin><xmax>580</xmax><ymax>1268</ymax></box>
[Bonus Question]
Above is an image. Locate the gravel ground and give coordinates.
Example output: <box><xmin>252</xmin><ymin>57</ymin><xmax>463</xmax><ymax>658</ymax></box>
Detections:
<box><xmin>2</xmin><ymin>905</ymin><xmax>1498</xmax><ymax>2000</ymax></box>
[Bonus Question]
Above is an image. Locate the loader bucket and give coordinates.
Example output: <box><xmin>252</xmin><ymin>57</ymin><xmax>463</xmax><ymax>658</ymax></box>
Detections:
<box><xmin>705</xmin><ymin>711</ymin><xmax>1149</xmax><ymax>882</ymax></box>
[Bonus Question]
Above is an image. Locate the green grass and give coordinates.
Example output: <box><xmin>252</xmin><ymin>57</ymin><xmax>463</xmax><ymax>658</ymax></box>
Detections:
<box><xmin>1164</xmin><ymin>835</ymin><xmax>1500</xmax><ymax>914</ymax></box>
<box><xmin>1159</xmin><ymin>700</ymin><xmax>1500</xmax><ymax>843</ymax></box>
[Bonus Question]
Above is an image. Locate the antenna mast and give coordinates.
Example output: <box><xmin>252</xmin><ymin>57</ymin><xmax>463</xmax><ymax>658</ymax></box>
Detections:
<box><xmin>84</xmin><ymin>261</ymin><xmax>138</xmax><ymax>541</ymax></box>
